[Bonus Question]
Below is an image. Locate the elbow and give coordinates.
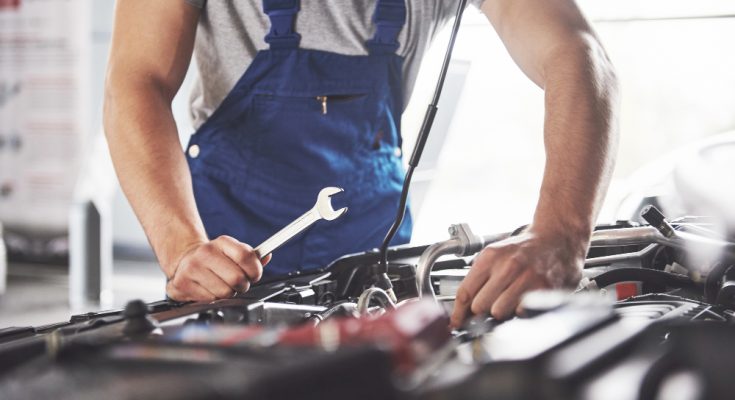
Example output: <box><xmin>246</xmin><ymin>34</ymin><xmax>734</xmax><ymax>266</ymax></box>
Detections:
<box><xmin>542</xmin><ymin>33</ymin><xmax>620</xmax><ymax>150</ymax></box>
<box><xmin>542</xmin><ymin>32</ymin><xmax>619</xmax><ymax>101</ymax></box>
<box><xmin>589</xmin><ymin>37</ymin><xmax>619</xmax><ymax>104</ymax></box>
<box><xmin>103</xmin><ymin>65</ymin><xmax>174</xmax><ymax>143</ymax></box>
<box><xmin>103</xmin><ymin>63</ymin><xmax>131</xmax><ymax>142</ymax></box>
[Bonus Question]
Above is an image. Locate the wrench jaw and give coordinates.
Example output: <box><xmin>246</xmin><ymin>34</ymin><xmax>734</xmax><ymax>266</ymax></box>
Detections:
<box><xmin>316</xmin><ymin>187</ymin><xmax>348</xmax><ymax>221</ymax></box>
<box><xmin>324</xmin><ymin>206</ymin><xmax>348</xmax><ymax>221</ymax></box>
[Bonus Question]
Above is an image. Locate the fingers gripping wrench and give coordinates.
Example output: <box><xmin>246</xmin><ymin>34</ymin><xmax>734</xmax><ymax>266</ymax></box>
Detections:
<box><xmin>254</xmin><ymin>187</ymin><xmax>348</xmax><ymax>259</ymax></box>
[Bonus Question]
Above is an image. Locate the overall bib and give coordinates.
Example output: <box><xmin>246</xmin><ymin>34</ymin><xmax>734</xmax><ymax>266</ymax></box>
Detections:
<box><xmin>186</xmin><ymin>0</ymin><xmax>412</xmax><ymax>278</ymax></box>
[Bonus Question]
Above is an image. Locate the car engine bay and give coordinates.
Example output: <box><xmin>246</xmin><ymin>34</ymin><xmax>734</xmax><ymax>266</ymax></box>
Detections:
<box><xmin>1</xmin><ymin>206</ymin><xmax>734</xmax><ymax>400</ymax></box>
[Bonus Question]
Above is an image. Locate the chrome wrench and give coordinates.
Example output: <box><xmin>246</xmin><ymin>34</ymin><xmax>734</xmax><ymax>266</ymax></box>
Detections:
<box><xmin>254</xmin><ymin>187</ymin><xmax>348</xmax><ymax>259</ymax></box>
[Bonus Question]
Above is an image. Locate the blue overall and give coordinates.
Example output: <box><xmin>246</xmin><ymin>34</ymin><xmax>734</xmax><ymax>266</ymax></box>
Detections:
<box><xmin>186</xmin><ymin>0</ymin><xmax>412</xmax><ymax>278</ymax></box>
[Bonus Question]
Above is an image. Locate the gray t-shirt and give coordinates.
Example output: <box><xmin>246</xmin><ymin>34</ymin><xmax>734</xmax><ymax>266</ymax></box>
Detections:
<box><xmin>185</xmin><ymin>0</ymin><xmax>484</xmax><ymax>129</ymax></box>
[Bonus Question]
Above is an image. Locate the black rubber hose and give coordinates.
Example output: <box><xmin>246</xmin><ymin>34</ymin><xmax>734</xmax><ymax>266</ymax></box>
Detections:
<box><xmin>379</xmin><ymin>165</ymin><xmax>415</xmax><ymax>269</ymax></box>
<box><xmin>704</xmin><ymin>262</ymin><xmax>731</xmax><ymax>303</ymax></box>
<box><xmin>592</xmin><ymin>268</ymin><xmax>697</xmax><ymax>290</ymax></box>
<box><xmin>378</xmin><ymin>0</ymin><xmax>469</xmax><ymax>271</ymax></box>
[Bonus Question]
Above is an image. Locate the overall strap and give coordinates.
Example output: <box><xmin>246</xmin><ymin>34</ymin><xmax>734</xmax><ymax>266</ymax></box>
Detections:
<box><xmin>263</xmin><ymin>0</ymin><xmax>301</xmax><ymax>50</ymax></box>
<box><xmin>367</xmin><ymin>0</ymin><xmax>407</xmax><ymax>54</ymax></box>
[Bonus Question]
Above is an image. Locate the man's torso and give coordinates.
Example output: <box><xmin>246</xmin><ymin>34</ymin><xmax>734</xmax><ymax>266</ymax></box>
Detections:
<box><xmin>185</xmin><ymin>0</ymin><xmax>483</xmax><ymax>129</ymax></box>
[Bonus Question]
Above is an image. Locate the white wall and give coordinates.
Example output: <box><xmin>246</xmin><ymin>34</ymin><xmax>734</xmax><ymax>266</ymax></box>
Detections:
<box><xmin>408</xmin><ymin>3</ymin><xmax>735</xmax><ymax>243</ymax></box>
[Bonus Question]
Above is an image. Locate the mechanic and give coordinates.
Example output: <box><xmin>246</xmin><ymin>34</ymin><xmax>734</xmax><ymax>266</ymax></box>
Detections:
<box><xmin>103</xmin><ymin>0</ymin><xmax>618</xmax><ymax>324</ymax></box>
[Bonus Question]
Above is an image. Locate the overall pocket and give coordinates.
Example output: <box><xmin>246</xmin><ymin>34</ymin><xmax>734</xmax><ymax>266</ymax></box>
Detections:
<box><xmin>248</xmin><ymin>88</ymin><xmax>377</xmax><ymax>183</ymax></box>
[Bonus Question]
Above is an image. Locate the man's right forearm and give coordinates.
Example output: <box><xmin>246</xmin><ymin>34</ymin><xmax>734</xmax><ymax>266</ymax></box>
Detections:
<box><xmin>103</xmin><ymin>80</ymin><xmax>207</xmax><ymax>278</ymax></box>
<box><xmin>103</xmin><ymin>1</ymin><xmax>262</xmax><ymax>301</ymax></box>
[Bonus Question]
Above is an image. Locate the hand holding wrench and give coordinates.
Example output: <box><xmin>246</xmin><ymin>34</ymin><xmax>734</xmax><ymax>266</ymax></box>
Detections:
<box><xmin>254</xmin><ymin>187</ymin><xmax>348</xmax><ymax>259</ymax></box>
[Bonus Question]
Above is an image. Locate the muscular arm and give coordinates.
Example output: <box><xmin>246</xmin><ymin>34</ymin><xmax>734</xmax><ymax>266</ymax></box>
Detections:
<box><xmin>452</xmin><ymin>0</ymin><xmax>619</xmax><ymax>324</ymax></box>
<box><xmin>104</xmin><ymin>0</ymin><xmax>264</xmax><ymax>301</ymax></box>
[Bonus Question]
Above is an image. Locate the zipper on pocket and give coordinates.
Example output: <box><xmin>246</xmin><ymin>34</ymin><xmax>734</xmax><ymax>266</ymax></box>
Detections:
<box><xmin>314</xmin><ymin>94</ymin><xmax>366</xmax><ymax>115</ymax></box>
<box><xmin>316</xmin><ymin>95</ymin><xmax>328</xmax><ymax>115</ymax></box>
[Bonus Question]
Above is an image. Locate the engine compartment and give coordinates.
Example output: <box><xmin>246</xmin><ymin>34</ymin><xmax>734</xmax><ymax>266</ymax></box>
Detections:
<box><xmin>1</xmin><ymin>211</ymin><xmax>734</xmax><ymax>400</ymax></box>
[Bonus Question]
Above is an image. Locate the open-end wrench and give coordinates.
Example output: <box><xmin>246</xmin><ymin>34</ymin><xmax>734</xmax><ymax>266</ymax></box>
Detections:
<box><xmin>254</xmin><ymin>187</ymin><xmax>348</xmax><ymax>260</ymax></box>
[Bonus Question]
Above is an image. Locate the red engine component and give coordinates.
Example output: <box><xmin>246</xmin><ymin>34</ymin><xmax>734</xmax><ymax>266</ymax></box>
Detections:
<box><xmin>278</xmin><ymin>300</ymin><xmax>451</xmax><ymax>373</ymax></box>
<box><xmin>177</xmin><ymin>299</ymin><xmax>451</xmax><ymax>374</ymax></box>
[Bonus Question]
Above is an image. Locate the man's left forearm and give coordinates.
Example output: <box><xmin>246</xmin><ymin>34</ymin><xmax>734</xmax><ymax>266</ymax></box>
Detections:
<box><xmin>531</xmin><ymin>35</ymin><xmax>619</xmax><ymax>250</ymax></box>
<box><xmin>451</xmin><ymin>1</ymin><xmax>619</xmax><ymax>325</ymax></box>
